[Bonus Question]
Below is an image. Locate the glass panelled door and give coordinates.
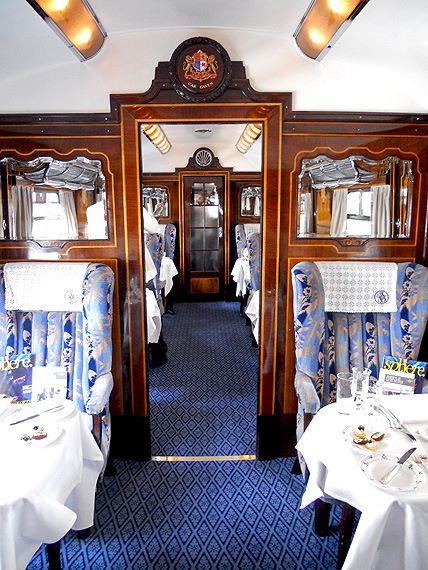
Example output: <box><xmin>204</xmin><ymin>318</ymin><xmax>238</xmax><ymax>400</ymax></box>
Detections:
<box><xmin>184</xmin><ymin>176</ymin><xmax>224</xmax><ymax>296</ymax></box>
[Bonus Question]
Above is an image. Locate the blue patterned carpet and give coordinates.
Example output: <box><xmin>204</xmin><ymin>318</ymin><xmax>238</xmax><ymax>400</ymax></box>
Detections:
<box><xmin>149</xmin><ymin>302</ymin><xmax>258</xmax><ymax>457</ymax></box>
<box><xmin>28</xmin><ymin>457</ymin><xmax>342</xmax><ymax>569</ymax></box>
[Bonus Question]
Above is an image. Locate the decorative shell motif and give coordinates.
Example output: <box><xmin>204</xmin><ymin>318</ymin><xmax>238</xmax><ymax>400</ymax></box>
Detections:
<box><xmin>195</xmin><ymin>149</ymin><xmax>213</xmax><ymax>167</ymax></box>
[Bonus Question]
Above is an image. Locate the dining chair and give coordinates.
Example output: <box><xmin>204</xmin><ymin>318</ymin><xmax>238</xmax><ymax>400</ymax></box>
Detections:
<box><xmin>292</xmin><ymin>261</ymin><xmax>428</xmax><ymax>448</ymax></box>
<box><xmin>291</xmin><ymin>260</ymin><xmax>428</xmax><ymax>548</ymax></box>
<box><xmin>0</xmin><ymin>262</ymin><xmax>114</xmax><ymax>467</ymax></box>
<box><xmin>235</xmin><ymin>223</ymin><xmax>247</xmax><ymax>259</ymax></box>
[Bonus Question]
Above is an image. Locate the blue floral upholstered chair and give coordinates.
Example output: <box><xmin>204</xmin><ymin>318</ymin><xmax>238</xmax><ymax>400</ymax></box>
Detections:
<box><xmin>291</xmin><ymin>261</ymin><xmax>428</xmax><ymax>450</ymax></box>
<box><xmin>163</xmin><ymin>222</ymin><xmax>177</xmax><ymax>260</ymax></box>
<box><xmin>248</xmin><ymin>232</ymin><xmax>261</xmax><ymax>292</ymax></box>
<box><xmin>235</xmin><ymin>224</ymin><xmax>246</xmax><ymax>259</ymax></box>
<box><xmin>291</xmin><ymin>261</ymin><xmax>428</xmax><ymax>543</ymax></box>
<box><xmin>0</xmin><ymin>262</ymin><xmax>114</xmax><ymax>467</ymax></box>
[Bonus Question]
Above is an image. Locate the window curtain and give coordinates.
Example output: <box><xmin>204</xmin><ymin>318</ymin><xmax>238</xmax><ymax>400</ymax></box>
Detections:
<box><xmin>330</xmin><ymin>188</ymin><xmax>348</xmax><ymax>236</ymax></box>
<box><xmin>371</xmin><ymin>184</ymin><xmax>391</xmax><ymax>238</ymax></box>
<box><xmin>300</xmin><ymin>193</ymin><xmax>313</xmax><ymax>234</ymax></box>
<box><xmin>58</xmin><ymin>190</ymin><xmax>78</xmax><ymax>239</ymax></box>
<box><xmin>10</xmin><ymin>185</ymin><xmax>33</xmax><ymax>239</ymax></box>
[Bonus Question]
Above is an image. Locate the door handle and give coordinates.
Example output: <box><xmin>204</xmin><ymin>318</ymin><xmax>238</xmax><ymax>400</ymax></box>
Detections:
<box><xmin>218</xmin><ymin>227</ymin><xmax>223</xmax><ymax>238</ymax></box>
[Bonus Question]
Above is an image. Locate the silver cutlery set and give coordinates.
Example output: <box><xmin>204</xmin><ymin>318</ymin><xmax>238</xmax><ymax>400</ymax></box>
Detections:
<box><xmin>374</xmin><ymin>403</ymin><xmax>428</xmax><ymax>485</ymax></box>
<box><xmin>8</xmin><ymin>404</ymin><xmax>65</xmax><ymax>426</ymax></box>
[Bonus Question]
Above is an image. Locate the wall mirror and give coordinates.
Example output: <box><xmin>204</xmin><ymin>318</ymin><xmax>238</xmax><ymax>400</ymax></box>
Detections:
<box><xmin>142</xmin><ymin>187</ymin><xmax>169</xmax><ymax>218</ymax></box>
<box><xmin>240</xmin><ymin>186</ymin><xmax>261</xmax><ymax>218</ymax></box>
<box><xmin>0</xmin><ymin>156</ymin><xmax>108</xmax><ymax>243</ymax></box>
<box><xmin>297</xmin><ymin>155</ymin><xmax>413</xmax><ymax>239</ymax></box>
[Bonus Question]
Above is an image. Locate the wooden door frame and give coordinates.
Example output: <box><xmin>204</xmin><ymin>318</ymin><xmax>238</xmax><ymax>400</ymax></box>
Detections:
<box><xmin>117</xmin><ymin>55</ymin><xmax>290</xmax><ymax>458</ymax></box>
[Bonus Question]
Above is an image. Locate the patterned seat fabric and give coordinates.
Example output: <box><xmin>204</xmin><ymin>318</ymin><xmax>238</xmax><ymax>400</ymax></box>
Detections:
<box><xmin>145</xmin><ymin>232</ymin><xmax>164</xmax><ymax>296</ymax></box>
<box><xmin>164</xmin><ymin>223</ymin><xmax>177</xmax><ymax>260</ymax></box>
<box><xmin>0</xmin><ymin>262</ymin><xmax>114</xmax><ymax>464</ymax></box>
<box><xmin>248</xmin><ymin>232</ymin><xmax>261</xmax><ymax>291</ymax></box>
<box><xmin>291</xmin><ymin>261</ymin><xmax>428</xmax><ymax>445</ymax></box>
<box><xmin>235</xmin><ymin>224</ymin><xmax>246</xmax><ymax>259</ymax></box>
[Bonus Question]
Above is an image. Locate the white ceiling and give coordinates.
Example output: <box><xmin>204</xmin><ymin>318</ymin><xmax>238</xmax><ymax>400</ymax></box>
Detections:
<box><xmin>0</xmin><ymin>0</ymin><xmax>427</xmax><ymax>114</ymax></box>
<box><xmin>141</xmin><ymin>124</ymin><xmax>262</xmax><ymax>173</ymax></box>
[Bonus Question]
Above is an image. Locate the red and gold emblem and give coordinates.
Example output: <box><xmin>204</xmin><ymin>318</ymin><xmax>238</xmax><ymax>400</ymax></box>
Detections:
<box><xmin>183</xmin><ymin>49</ymin><xmax>218</xmax><ymax>82</ymax></box>
<box><xmin>170</xmin><ymin>37</ymin><xmax>232</xmax><ymax>101</ymax></box>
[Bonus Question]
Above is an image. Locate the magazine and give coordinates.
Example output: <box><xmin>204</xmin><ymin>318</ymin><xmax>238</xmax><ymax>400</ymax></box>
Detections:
<box><xmin>380</xmin><ymin>356</ymin><xmax>428</xmax><ymax>394</ymax></box>
<box><xmin>31</xmin><ymin>366</ymin><xmax>68</xmax><ymax>404</ymax></box>
<box><xmin>0</xmin><ymin>353</ymin><xmax>34</xmax><ymax>403</ymax></box>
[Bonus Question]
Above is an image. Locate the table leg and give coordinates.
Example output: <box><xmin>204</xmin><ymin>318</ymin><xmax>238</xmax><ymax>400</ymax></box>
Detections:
<box><xmin>76</xmin><ymin>527</ymin><xmax>92</xmax><ymax>540</ymax></box>
<box><xmin>336</xmin><ymin>503</ymin><xmax>356</xmax><ymax>569</ymax></box>
<box><xmin>314</xmin><ymin>499</ymin><xmax>332</xmax><ymax>536</ymax></box>
<box><xmin>46</xmin><ymin>541</ymin><xmax>61</xmax><ymax>570</ymax></box>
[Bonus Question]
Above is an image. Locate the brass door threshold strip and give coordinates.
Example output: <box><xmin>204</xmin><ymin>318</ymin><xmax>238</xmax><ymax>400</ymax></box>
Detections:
<box><xmin>152</xmin><ymin>454</ymin><xmax>256</xmax><ymax>462</ymax></box>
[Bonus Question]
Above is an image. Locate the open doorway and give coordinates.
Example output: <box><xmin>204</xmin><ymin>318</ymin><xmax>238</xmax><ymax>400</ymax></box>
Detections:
<box><xmin>140</xmin><ymin>123</ymin><xmax>262</xmax><ymax>457</ymax></box>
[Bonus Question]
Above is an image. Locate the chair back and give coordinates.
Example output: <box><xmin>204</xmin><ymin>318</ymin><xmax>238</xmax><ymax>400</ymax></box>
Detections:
<box><xmin>0</xmin><ymin>262</ymin><xmax>114</xmax><ymax>460</ymax></box>
<box><xmin>235</xmin><ymin>224</ymin><xmax>246</xmax><ymax>258</ymax></box>
<box><xmin>248</xmin><ymin>232</ymin><xmax>261</xmax><ymax>291</ymax></box>
<box><xmin>292</xmin><ymin>261</ymin><xmax>428</xmax><ymax>411</ymax></box>
<box><xmin>163</xmin><ymin>222</ymin><xmax>177</xmax><ymax>260</ymax></box>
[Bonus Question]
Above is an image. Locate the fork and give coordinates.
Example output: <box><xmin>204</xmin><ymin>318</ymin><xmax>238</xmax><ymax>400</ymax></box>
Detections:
<box><xmin>379</xmin><ymin>404</ymin><xmax>428</xmax><ymax>464</ymax></box>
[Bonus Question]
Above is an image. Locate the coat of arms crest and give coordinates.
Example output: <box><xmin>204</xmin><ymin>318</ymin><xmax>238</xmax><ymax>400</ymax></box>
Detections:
<box><xmin>183</xmin><ymin>49</ymin><xmax>218</xmax><ymax>82</ymax></box>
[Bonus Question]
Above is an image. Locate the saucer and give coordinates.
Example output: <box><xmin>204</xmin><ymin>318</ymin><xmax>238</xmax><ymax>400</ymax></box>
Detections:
<box><xmin>361</xmin><ymin>453</ymin><xmax>425</xmax><ymax>491</ymax></box>
<box><xmin>11</xmin><ymin>423</ymin><xmax>63</xmax><ymax>448</ymax></box>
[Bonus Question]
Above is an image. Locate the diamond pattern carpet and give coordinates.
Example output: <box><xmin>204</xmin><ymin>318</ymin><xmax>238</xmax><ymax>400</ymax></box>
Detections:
<box><xmin>28</xmin><ymin>457</ymin><xmax>342</xmax><ymax>569</ymax></box>
<box><xmin>149</xmin><ymin>302</ymin><xmax>258</xmax><ymax>457</ymax></box>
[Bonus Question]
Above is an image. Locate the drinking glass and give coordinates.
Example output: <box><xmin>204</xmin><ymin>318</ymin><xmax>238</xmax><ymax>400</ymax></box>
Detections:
<box><xmin>336</xmin><ymin>372</ymin><xmax>354</xmax><ymax>414</ymax></box>
<box><xmin>364</xmin><ymin>376</ymin><xmax>381</xmax><ymax>415</ymax></box>
<box><xmin>352</xmin><ymin>367</ymin><xmax>371</xmax><ymax>411</ymax></box>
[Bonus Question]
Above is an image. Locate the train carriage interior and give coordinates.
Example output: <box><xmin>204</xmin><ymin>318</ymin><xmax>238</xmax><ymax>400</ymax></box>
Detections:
<box><xmin>0</xmin><ymin>1</ymin><xmax>428</xmax><ymax>569</ymax></box>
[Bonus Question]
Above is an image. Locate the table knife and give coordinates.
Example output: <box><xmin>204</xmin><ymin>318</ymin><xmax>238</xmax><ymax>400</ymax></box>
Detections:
<box><xmin>9</xmin><ymin>404</ymin><xmax>64</xmax><ymax>426</ymax></box>
<box><xmin>379</xmin><ymin>447</ymin><xmax>416</xmax><ymax>486</ymax></box>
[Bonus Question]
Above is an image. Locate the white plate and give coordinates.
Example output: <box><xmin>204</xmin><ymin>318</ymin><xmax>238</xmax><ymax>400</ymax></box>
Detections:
<box><xmin>14</xmin><ymin>424</ymin><xmax>63</xmax><ymax>448</ymax></box>
<box><xmin>361</xmin><ymin>453</ymin><xmax>425</xmax><ymax>491</ymax></box>
<box><xmin>343</xmin><ymin>422</ymin><xmax>392</xmax><ymax>454</ymax></box>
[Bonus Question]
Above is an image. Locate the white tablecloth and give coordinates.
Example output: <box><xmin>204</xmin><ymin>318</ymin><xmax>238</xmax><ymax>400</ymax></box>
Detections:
<box><xmin>296</xmin><ymin>395</ymin><xmax>428</xmax><ymax>570</ymax></box>
<box><xmin>231</xmin><ymin>258</ymin><xmax>251</xmax><ymax>297</ymax></box>
<box><xmin>160</xmin><ymin>255</ymin><xmax>178</xmax><ymax>297</ymax></box>
<box><xmin>245</xmin><ymin>290</ymin><xmax>259</xmax><ymax>344</ymax></box>
<box><xmin>145</xmin><ymin>288</ymin><xmax>161</xmax><ymax>343</ymax></box>
<box><xmin>0</xmin><ymin>400</ymin><xmax>103</xmax><ymax>570</ymax></box>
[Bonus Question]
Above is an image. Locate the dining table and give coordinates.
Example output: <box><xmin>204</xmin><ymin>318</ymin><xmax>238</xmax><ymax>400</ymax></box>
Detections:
<box><xmin>0</xmin><ymin>398</ymin><xmax>104</xmax><ymax>570</ymax></box>
<box><xmin>296</xmin><ymin>394</ymin><xmax>428</xmax><ymax>570</ymax></box>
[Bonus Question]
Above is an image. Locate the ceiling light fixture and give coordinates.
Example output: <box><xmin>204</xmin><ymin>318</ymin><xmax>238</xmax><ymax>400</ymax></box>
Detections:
<box><xmin>141</xmin><ymin>124</ymin><xmax>171</xmax><ymax>155</ymax></box>
<box><xmin>293</xmin><ymin>0</ymin><xmax>370</xmax><ymax>61</ymax></box>
<box><xmin>25</xmin><ymin>0</ymin><xmax>107</xmax><ymax>61</ymax></box>
<box><xmin>236</xmin><ymin>123</ymin><xmax>262</xmax><ymax>154</ymax></box>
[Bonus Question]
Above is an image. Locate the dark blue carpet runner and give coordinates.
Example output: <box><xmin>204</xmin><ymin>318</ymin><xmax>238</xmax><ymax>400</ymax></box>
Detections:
<box><xmin>149</xmin><ymin>302</ymin><xmax>258</xmax><ymax>457</ymax></box>
<box><xmin>28</xmin><ymin>458</ymin><xmax>341</xmax><ymax>569</ymax></box>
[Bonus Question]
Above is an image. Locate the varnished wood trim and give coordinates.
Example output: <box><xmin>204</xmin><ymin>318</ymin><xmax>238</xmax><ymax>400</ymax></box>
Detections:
<box><xmin>152</xmin><ymin>455</ymin><xmax>256</xmax><ymax>462</ymax></box>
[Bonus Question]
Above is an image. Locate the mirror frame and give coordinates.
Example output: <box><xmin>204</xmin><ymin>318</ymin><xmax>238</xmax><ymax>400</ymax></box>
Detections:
<box><xmin>291</xmin><ymin>147</ymin><xmax>420</xmax><ymax>247</ymax></box>
<box><xmin>0</xmin><ymin>150</ymin><xmax>114</xmax><ymax>252</ymax></box>
<box><xmin>296</xmin><ymin>153</ymin><xmax>414</xmax><ymax>240</ymax></box>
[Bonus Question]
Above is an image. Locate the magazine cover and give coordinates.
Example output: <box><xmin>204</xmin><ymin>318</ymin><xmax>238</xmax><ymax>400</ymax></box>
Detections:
<box><xmin>381</xmin><ymin>356</ymin><xmax>428</xmax><ymax>394</ymax></box>
<box><xmin>0</xmin><ymin>353</ymin><xmax>34</xmax><ymax>403</ymax></box>
<box><xmin>31</xmin><ymin>366</ymin><xmax>68</xmax><ymax>403</ymax></box>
